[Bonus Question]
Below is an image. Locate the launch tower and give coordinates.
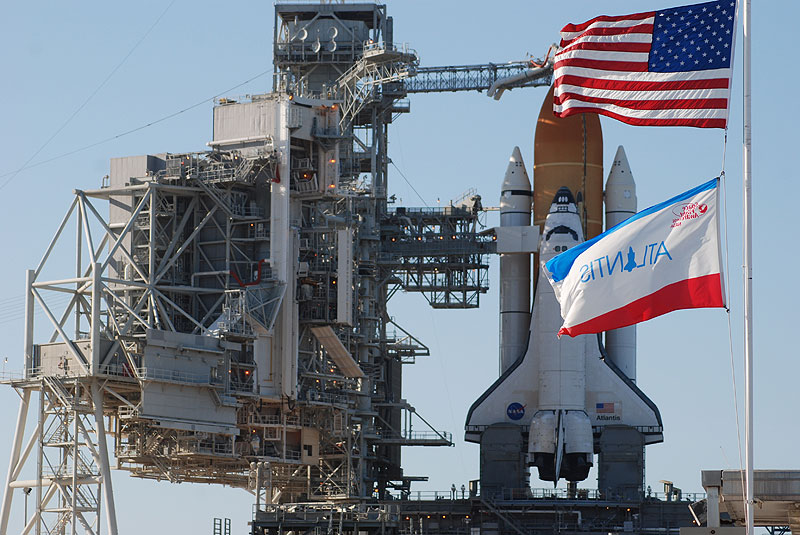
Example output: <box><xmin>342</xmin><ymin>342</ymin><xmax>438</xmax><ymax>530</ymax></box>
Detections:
<box><xmin>0</xmin><ymin>3</ymin><xmax>699</xmax><ymax>535</ymax></box>
<box><xmin>0</xmin><ymin>3</ymin><xmax>500</xmax><ymax>534</ymax></box>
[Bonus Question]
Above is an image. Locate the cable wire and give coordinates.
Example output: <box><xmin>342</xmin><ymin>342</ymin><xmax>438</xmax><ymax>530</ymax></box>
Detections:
<box><xmin>720</xmin><ymin>128</ymin><xmax>747</xmax><ymax>512</ymax></box>
<box><xmin>0</xmin><ymin>0</ymin><xmax>177</xmax><ymax>191</ymax></box>
<box><xmin>0</xmin><ymin>68</ymin><xmax>273</xmax><ymax>182</ymax></box>
<box><xmin>427</xmin><ymin>308</ymin><xmax>468</xmax><ymax>476</ymax></box>
<box><xmin>0</xmin><ymin>294</ymin><xmax>73</xmax><ymax>325</ymax></box>
<box><xmin>390</xmin><ymin>161</ymin><xmax>428</xmax><ymax>207</ymax></box>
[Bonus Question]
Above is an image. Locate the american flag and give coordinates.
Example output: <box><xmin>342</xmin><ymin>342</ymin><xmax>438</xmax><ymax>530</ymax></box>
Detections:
<box><xmin>596</xmin><ymin>402</ymin><xmax>615</xmax><ymax>414</ymax></box>
<box><xmin>553</xmin><ymin>0</ymin><xmax>736</xmax><ymax>128</ymax></box>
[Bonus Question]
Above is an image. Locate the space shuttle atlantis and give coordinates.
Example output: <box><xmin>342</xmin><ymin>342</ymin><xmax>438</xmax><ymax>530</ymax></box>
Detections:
<box><xmin>466</xmin><ymin>88</ymin><xmax>662</xmax><ymax>486</ymax></box>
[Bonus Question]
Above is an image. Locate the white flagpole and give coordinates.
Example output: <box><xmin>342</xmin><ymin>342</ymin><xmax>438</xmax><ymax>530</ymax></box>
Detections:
<box><xmin>742</xmin><ymin>0</ymin><xmax>754</xmax><ymax>534</ymax></box>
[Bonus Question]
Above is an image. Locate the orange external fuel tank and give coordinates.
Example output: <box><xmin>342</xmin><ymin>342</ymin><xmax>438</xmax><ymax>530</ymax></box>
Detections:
<box><xmin>533</xmin><ymin>85</ymin><xmax>604</xmax><ymax>240</ymax></box>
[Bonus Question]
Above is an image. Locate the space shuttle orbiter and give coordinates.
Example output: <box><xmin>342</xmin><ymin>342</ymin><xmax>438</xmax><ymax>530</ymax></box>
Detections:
<box><xmin>467</xmin><ymin>84</ymin><xmax>662</xmax><ymax>486</ymax></box>
<box><xmin>465</xmin><ymin>183</ymin><xmax>662</xmax><ymax>483</ymax></box>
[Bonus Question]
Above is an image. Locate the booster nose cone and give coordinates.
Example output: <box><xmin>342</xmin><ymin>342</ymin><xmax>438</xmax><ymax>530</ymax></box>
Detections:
<box><xmin>501</xmin><ymin>146</ymin><xmax>532</xmax><ymax>192</ymax></box>
<box><xmin>500</xmin><ymin>146</ymin><xmax>532</xmax><ymax>218</ymax></box>
<box><xmin>604</xmin><ymin>145</ymin><xmax>637</xmax><ymax>218</ymax></box>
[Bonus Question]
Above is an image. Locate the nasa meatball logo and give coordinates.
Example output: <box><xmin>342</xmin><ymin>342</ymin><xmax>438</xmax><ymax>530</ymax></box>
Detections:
<box><xmin>671</xmin><ymin>202</ymin><xmax>709</xmax><ymax>228</ymax></box>
<box><xmin>506</xmin><ymin>402</ymin><xmax>525</xmax><ymax>421</ymax></box>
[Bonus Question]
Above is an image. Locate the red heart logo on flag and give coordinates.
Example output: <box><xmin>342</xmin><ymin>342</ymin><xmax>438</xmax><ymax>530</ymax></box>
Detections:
<box><xmin>698</xmin><ymin>204</ymin><xmax>708</xmax><ymax>214</ymax></box>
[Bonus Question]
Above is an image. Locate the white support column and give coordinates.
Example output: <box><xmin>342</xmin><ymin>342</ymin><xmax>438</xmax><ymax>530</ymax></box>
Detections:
<box><xmin>24</xmin><ymin>270</ymin><xmax>34</xmax><ymax>377</ymax></box>
<box><xmin>707</xmin><ymin>486</ymin><xmax>721</xmax><ymax>528</ymax></box>
<box><xmin>91</xmin><ymin>382</ymin><xmax>117</xmax><ymax>535</ymax></box>
<box><xmin>76</xmin><ymin>202</ymin><xmax>83</xmax><ymax>340</ymax></box>
<box><xmin>148</xmin><ymin>183</ymin><xmax>156</xmax><ymax>329</ymax></box>
<box><xmin>97</xmin><ymin>481</ymin><xmax>102</xmax><ymax>535</ymax></box>
<box><xmin>35</xmin><ymin>387</ymin><xmax>43</xmax><ymax>535</ymax></box>
<box><xmin>91</xmin><ymin>263</ymin><xmax>102</xmax><ymax>375</ymax></box>
<box><xmin>272</xmin><ymin>97</ymin><xmax>297</xmax><ymax>401</ymax></box>
<box><xmin>0</xmin><ymin>388</ymin><xmax>31</xmax><ymax>535</ymax></box>
<box><xmin>71</xmin><ymin>405</ymin><xmax>79</xmax><ymax>535</ymax></box>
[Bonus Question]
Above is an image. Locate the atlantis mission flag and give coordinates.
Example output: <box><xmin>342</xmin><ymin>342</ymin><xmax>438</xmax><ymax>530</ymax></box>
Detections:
<box><xmin>553</xmin><ymin>0</ymin><xmax>737</xmax><ymax>128</ymax></box>
<box><xmin>545</xmin><ymin>178</ymin><xmax>725</xmax><ymax>337</ymax></box>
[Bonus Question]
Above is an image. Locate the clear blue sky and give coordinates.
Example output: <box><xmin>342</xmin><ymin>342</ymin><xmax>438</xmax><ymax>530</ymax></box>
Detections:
<box><xmin>0</xmin><ymin>1</ymin><xmax>795</xmax><ymax>532</ymax></box>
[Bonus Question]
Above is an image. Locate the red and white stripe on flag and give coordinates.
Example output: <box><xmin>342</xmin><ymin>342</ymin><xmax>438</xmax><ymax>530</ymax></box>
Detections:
<box><xmin>544</xmin><ymin>178</ymin><xmax>726</xmax><ymax>337</ymax></box>
<box><xmin>553</xmin><ymin>0</ymin><xmax>737</xmax><ymax>128</ymax></box>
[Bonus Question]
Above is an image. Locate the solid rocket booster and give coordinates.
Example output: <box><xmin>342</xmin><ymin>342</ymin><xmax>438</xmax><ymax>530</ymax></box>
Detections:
<box><xmin>603</xmin><ymin>146</ymin><xmax>638</xmax><ymax>381</ymax></box>
<box><xmin>533</xmin><ymin>85</ymin><xmax>604</xmax><ymax>242</ymax></box>
<box><xmin>499</xmin><ymin>147</ymin><xmax>532</xmax><ymax>374</ymax></box>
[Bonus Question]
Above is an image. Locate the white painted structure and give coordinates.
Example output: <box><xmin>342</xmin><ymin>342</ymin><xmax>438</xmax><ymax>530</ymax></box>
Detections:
<box><xmin>498</xmin><ymin>147</ymin><xmax>533</xmax><ymax>374</ymax></box>
<box><xmin>603</xmin><ymin>145</ymin><xmax>638</xmax><ymax>382</ymax></box>
<box><xmin>466</xmin><ymin>187</ymin><xmax>663</xmax><ymax>482</ymax></box>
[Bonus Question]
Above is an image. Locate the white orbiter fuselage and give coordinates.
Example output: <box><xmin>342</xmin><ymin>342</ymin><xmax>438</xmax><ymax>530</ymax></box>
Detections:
<box><xmin>465</xmin><ymin>186</ymin><xmax>662</xmax><ymax>483</ymax></box>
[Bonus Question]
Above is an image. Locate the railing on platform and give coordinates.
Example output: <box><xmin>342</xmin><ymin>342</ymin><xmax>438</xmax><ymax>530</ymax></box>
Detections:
<box><xmin>381</xmin><ymin>487</ymin><xmax>706</xmax><ymax>503</ymax></box>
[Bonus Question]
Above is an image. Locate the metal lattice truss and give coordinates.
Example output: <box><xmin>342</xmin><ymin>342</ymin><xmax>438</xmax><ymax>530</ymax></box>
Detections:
<box><xmin>249</xmin><ymin>408</ymin><xmax>358</xmax><ymax>504</ymax></box>
<box><xmin>335</xmin><ymin>42</ymin><xmax>418</xmax><ymax>129</ymax></box>
<box><xmin>380</xmin><ymin>203</ymin><xmax>494</xmax><ymax>309</ymax></box>
<box><xmin>404</xmin><ymin>61</ymin><xmax>553</xmax><ymax>93</ymax></box>
<box><xmin>0</xmin><ymin>167</ymin><xmax>277</xmax><ymax>534</ymax></box>
<box><xmin>32</xmin><ymin>379</ymin><xmax>102</xmax><ymax>535</ymax></box>
<box><xmin>20</xmin><ymin>170</ymin><xmax>445</xmax><ymax>505</ymax></box>
<box><xmin>29</xmin><ymin>161</ymin><xmax>280</xmax><ymax>349</ymax></box>
<box><xmin>0</xmin><ymin>380</ymin><xmax>118</xmax><ymax>535</ymax></box>
<box><xmin>31</xmin><ymin>187</ymin><xmax>227</xmax><ymax>352</ymax></box>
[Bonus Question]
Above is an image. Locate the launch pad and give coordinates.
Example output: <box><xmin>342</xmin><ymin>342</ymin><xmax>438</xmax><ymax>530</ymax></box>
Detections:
<box><xmin>251</xmin><ymin>491</ymin><xmax>700</xmax><ymax>535</ymax></box>
<box><xmin>0</xmin><ymin>3</ymin><xmax>710</xmax><ymax>535</ymax></box>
